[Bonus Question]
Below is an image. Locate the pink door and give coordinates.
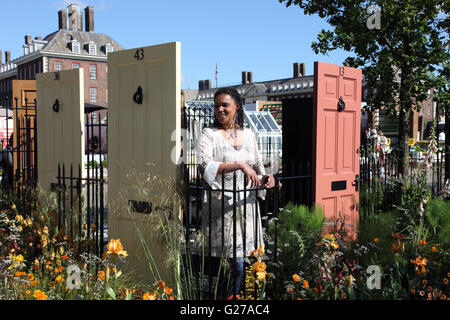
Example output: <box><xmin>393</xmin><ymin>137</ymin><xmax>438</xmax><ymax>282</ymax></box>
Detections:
<box><xmin>313</xmin><ymin>61</ymin><xmax>362</xmax><ymax>240</ymax></box>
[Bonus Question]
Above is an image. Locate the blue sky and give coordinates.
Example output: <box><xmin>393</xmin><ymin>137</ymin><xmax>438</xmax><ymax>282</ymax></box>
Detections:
<box><xmin>0</xmin><ymin>0</ymin><xmax>354</xmax><ymax>89</ymax></box>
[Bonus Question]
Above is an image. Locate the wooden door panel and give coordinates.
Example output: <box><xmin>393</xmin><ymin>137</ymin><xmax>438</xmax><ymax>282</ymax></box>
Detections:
<box><xmin>108</xmin><ymin>42</ymin><xmax>181</xmax><ymax>284</ymax></box>
<box><xmin>313</xmin><ymin>62</ymin><xmax>361</xmax><ymax>240</ymax></box>
<box><xmin>36</xmin><ymin>69</ymin><xmax>85</xmax><ymax>191</ymax></box>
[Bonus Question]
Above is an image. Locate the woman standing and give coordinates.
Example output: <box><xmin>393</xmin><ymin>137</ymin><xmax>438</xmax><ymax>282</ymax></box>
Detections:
<box><xmin>196</xmin><ymin>87</ymin><xmax>275</xmax><ymax>298</ymax></box>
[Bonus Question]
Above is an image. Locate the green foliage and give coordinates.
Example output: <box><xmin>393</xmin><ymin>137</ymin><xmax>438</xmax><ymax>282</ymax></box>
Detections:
<box><xmin>278</xmin><ymin>0</ymin><xmax>449</xmax><ymax>174</ymax></box>
<box><xmin>424</xmin><ymin>198</ymin><xmax>450</xmax><ymax>247</ymax></box>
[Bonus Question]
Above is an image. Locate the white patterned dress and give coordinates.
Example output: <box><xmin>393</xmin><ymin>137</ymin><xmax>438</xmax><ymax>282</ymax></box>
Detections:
<box><xmin>196</xmin><ymin>126</ymin><xmax>265</xmax><ymax>258</ymax></box>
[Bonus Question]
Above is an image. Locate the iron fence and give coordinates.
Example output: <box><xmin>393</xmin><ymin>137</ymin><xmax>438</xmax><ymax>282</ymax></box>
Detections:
<box><xmin>359</xmin><ymin>140</ymin><xmax>447</xmax><ymax>219</ymax></box>
<box><xmin>51</xmin><ymin>162</ymin><xmax>107</xmax><ymax>258</ymax></box>
<box><xmin>181</xmin><ymin>162</ymin><xmax>312</xmax><ymax>299</ymax></box>
<box><xmin>0</xmin><ymin>97</ymin><xmax>37</xmax><ymax>213</ymax></box>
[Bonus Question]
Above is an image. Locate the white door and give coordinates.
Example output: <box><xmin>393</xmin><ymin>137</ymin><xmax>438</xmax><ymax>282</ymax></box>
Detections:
<box><xmin>108</xmin><ymin>42</ymin><xmax>181</xmax><ymax>285</ymax></box>
<box><xmin>36</xmin><ymin>68</ymin><xmax>85</xmax><ymax>192</ymax></box>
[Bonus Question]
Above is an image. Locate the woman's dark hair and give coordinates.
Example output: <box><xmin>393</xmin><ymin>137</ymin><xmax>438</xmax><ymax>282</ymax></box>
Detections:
<box><xmin>213</xmin><ymin>87</ymin><xmax>244</xmax><ymax>129</ymax></box>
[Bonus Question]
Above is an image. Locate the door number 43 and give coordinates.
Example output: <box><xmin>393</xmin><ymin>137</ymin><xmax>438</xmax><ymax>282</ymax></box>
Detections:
<box><xmin>134</xmin><ymin>48</ymin><xmax>144</xmax><ymax>61</ymax></box>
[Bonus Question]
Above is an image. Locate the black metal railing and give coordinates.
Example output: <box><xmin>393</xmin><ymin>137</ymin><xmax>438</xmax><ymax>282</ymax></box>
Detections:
<box><xmin>359</xmin><ymin>139</ymin><xmax>447</xmax><ymax>218</ymax></box>
<box><xmin>181</xmin><ymin>162</ymin><xmax>312</xmax><ymax>300</ymax></box>
<box><xmin>0</xmin><ymin>97</ymin><xmax>38</xmax><ymax>213</ymax></box>
<box><xmin>52</xmin><ymin>162</ymin><xmax>107</xmax><ymax>257</ymax></box>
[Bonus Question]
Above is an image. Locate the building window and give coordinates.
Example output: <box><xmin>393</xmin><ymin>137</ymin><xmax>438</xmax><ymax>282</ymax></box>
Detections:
<box><xmin>72</xmin><ymin>41</ymin><xmax>80</xmax><ymax>54</ymax></box>
<box><xmin>89</xmin><ymin>43</ymin><xmax>97</xmax><ymax>55</ymax></box>
<box><xmin>105</xmin><ymin>44</ymin><xmax>114</xmax><ymax>55</ymax></box>
<box><xmin>72</xmin><ymin>63</ymin><xmax>80</xmax><ymax>69</ymax></box>
<box><xmin>91</xmin><ymin>112</ymin><xmax>98</xmax><ymax>124</ymax></box>
<box><xmin>89</xmin><ymin>87</ymin><xmax>98</xmax><ymax>103</ymax></box>
<box><xmin>89</xmin><ymin>64</ymin><xmax>97</xmax><ymax>79</ymax></box>
<box><xmin>53</xmin><ymin>61</ymin><xmax>63</xmax><ymax>71</ymax></box>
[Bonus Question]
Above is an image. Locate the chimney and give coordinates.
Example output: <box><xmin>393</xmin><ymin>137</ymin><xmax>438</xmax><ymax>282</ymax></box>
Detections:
<box><xmin>25</xmin><ymin>35</ymin><xmax>32</xmax><ymax>45</ymax></box>
<box><xmin>68</xmin><ymin>4</ymin><xmax>81</xmax><ymax>31</ymax></box>
<box><xmin>204</xmin><ymin>79</ymin><xmax>211</xmax><ymax>90</ymax></box>
<box><xmin>35</xmin><ymin>36</ymin><xmax>42</xmax><ymax>40</ymax></box>
<box><xmin>85</xmin><ymin>6</ymin><xmax>94</xmax><ymax>32</ymax></box>
<box><xmin>242</xmin><ymin>71</ymin><xmax>252</xmax><ymax>84</ymax></box>
<box><xmin>0</xmin><ymin>50</ymin><xmax>2</xmax><ymax>65</ymax></box>
<box><xmin>198</xmin><ymin>80</ymin><xmax>204</xmax><ymax>91</ymax></box>
<box><xmin>58</xmin><ymin>9</ymin><xmax>67</xmax><ymax>29</ymax></box>
<box><xmin>5</xmin><ymin>51</ymin><xmax>11</xmax><ymax>64</ymax></box>
<box><xmin>247</xmin><ymin>72</ymin><xmax>253</xmax><ymax>83</ymax></box>
<box><xmin>293</xmin><ymin>62</ymin><xmax>306</xmax><ymax>78</ymax></box>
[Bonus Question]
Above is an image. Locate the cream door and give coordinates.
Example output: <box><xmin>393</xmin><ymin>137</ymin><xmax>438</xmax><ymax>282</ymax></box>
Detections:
<box><xmin>36</xmin><ymin>68</ymin><xmax>85</xmax><ymax>192</ymax></box>
<box><xmin>108</xmin><ymin>42</ymin><xmax>181</xmax><ymax>285</ymax></box>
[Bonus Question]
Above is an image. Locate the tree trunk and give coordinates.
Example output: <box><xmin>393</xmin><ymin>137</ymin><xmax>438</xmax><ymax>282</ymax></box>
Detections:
<box><xmin>397</xmin><ymin>108</ymin><xmax>410</xmax><ymax>176</ymax></box>
<box><xmin>445</xmin><ymin>105</ymin><xmax>450</xmax><ymax>182</ymax></box>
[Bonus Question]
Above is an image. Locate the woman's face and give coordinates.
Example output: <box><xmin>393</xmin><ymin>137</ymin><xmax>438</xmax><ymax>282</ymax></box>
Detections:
<box><xmin>214</xmin><ymin>93</ymin><xmax>239</xmax><ymax>128</ymax></box>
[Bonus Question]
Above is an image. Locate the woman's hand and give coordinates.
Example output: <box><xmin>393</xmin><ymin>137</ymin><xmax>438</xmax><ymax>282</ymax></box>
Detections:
<box><xmin>240</xmin><ymin>163</ymin><xmax>260</xmax><ymax>188</ymax></box>
<box><xmin>260</xmin><ymin>174</ymin><xmax>275</xmax><ymax>189</ymax></box>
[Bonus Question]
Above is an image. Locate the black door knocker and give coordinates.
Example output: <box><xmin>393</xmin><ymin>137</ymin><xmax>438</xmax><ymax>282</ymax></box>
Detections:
<box><xmin>53</xmin><ymin>99</ymin><xmax>60</xmax><ymax>113</ymax></box>
<box><xmin>133</xmin><ymin>86</ymin><xmax>143</xmax><ymax>104</ymax></box>
<box><xmin>337</xmin><ymin>96</ymin><xmax>345</xmax><ymax>112</ymax></box>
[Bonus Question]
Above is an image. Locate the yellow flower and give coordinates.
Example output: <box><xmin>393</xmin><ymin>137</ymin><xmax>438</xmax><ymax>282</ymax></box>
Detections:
<box><xmin>33</xmin><ymin>290</ymin><xmax>47</xmax><ymax>300</ymax></box>
<box><xmin>25</xmin><ymin>290</ymin><xmax>31</xmax><ymax>296</ymax></box>
<box><xmin>292</xmin><ymin>274</ymin><xmax>301</xmax><ymax>282</ymax></box>
<box><xmin>102</xmin><ymin>239</ymin><xmax>128</xmax><ymax>259</ymax></box>
<box><xmin>256</xmin><ymin>271</ymin><xmax>267</xmax><ymax>281</ymax></box>
<box><xmin>143</xmin><ymin>292</ymin><xmax>158</xmax><ymax>300</ymax></box>
<box><xmin>27</xmin><ymin>273</ymin><xmax>34</xmax><ymax>281</ymax></box>
<box><xmin>329</xmin><ymin>241</ymin><xmax>339</xmax><ymax>250</ymax></box>
<box><xmin>11</xmin><ymin>204</ymin><xmax>16</xmax><ymax>210</ymax></box>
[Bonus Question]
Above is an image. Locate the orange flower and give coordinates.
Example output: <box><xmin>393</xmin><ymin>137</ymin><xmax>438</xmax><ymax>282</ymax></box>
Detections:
<box><xmin>410</xmin><ymin>256</ymin><xmax>428</xmax><ymax>275</ymax></box>
<box><xmin>432</xmin><ymin>247</ymin><xmax>437</xmax><ymax>252</ymax></box>
<box><xmin>419</xmin><ymin>240</ymin><xmax>427</xmax><ymax>246</ymax></box>
<box><xmin>253</xmin><ymin>261</ymin><xmax>267</xmax><ymax>273</ymax></box>
<box><xmin>313</xmin><ymin>287</ymin><xmax>319</xmax><ymax>293</ymax></box>
<box><xmin>55</xmin><ymin>275</ymin><xmax>63</xmax><ymax>283</ymax></box>
<box><xmin>169</xmin><ymin>296</ymin><xmax>175</xmax><ymax>300</ymax></box>
<box><xmin>33</xmin><ymin>290</ymin><xmax>47</xmax><ymax>300</ymax></box>
<box><xmin>102</xmin><ymin>239</ymin><xmax>128</xmax><ymax>259</ymax></box>
<box><xmin>156</xmin><ymin>280</ymin><xmax>165</xmax><ymax>288</ymax></box>
<box><xmin>142</xmin><ymin>292</ymin><xmax>158</xmax><ymax>300</ymax></box>
<box><xmin>303</xmin><ymin>280</ymin><xmax>309</xmax><ymax>289</ymax></box>
<box><xmin>97</xmin><ymin>270</ymin><xmax>105</xmax><ymax>281</ymax></box>
<box><xmin>292</xmin><ymin>274</ymin><xmax>301</xmax><ymax>282</ymax></box>
<box><xmin>27</xmin><ymin>273</ymin><xmax>34</xmax><ymax>281</ymax></box>
<box><xmin>373</xmin><ymin>238</ymin><xmax>380</xmax><ymax>243</ymax></box>
<box><xmin>61</xmin><ymin>255</ymin><xmax>69</xmax><ymax>260</ymax></box>
<box><xmin>165</xmin><ymin>287</ymin><xmax>173</xmax><ymax>295</ymax></box>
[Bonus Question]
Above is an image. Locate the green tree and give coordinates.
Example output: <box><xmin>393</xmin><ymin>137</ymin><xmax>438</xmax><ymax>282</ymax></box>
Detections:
<box><xmin>279</xmin><ymin>0</ymin><xmax>449</xmax><ymax>174</ymax></box>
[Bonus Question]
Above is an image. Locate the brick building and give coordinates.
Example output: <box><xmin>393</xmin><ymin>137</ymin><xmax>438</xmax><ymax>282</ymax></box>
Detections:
<box><xmin>0</xmin><ymin>4</ymin><xmax>124</xmax><ymax>122</ymax></box>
